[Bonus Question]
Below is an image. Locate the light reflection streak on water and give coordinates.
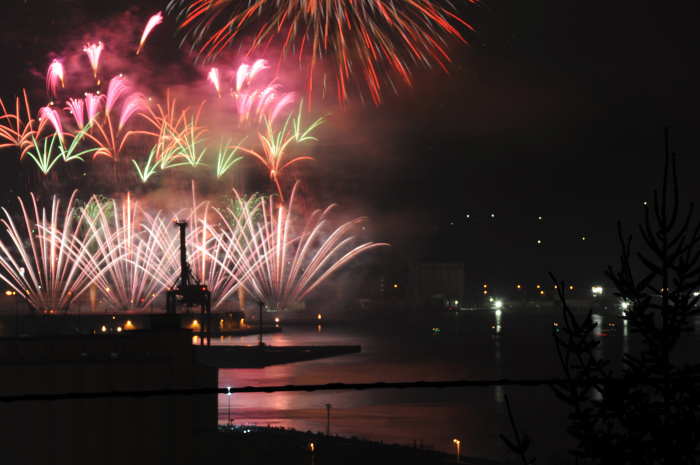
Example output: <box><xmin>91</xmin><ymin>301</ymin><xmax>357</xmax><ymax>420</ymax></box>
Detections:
<box><xmin>493</xmin><ymin>310</ymin><xmax>503</xmax><ymax>404</ymax></box>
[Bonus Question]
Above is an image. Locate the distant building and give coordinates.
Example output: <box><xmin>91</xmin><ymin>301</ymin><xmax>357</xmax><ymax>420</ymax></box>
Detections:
<box><xmin>0</xmin><ymin>315</ymin><xmax>221</xmax><ymax>465</ymax></box>
<box><xmin>408</xmin><ymin>262</ymin><xmax>465</xmax><ymax>309</ymax></box>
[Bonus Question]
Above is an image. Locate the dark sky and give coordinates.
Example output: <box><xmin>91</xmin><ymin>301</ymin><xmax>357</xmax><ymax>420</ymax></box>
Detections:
<box><xmin>1</xmin><ymin>0</ymin><xmax>698</xmax><ymax>297</ymax></box>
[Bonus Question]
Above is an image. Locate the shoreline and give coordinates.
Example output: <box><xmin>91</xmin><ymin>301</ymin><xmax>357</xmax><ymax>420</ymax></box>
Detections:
<box><xmin>217</xmin><ymin>424</ymin><xmax>530</xmax><ymax>465</ymax></box>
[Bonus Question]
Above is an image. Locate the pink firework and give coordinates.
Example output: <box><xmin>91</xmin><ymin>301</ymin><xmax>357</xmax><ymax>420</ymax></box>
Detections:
<box><xmin>38</xmin><ymin>106</ymin><xmax>64</xmax><ymax>144</ymax></box>
<box><xmin>233</xmin><ymin>90</ymin><xmax>257</xmax><ymax>126</ymax></box>
<box><xmin>207</xmin><ymin>67</ymin><xmax>221</xmax><ymax>97</ymax></box>
<box><xmin>118</xmin><ymin>93</ymin><xmax>145</xmax><ymax>131</ymax></box>
<box><xmin>236</xmin><ymin>59</ymin><xmax>269</xmax><ymax>92</ymax></box>
<box><xmin>136</xmin><ymin>11</ymin><xmax>163</xmax><ymax>55</ymax></box>
<box><xmin>268</xmin><ymin>92</ymin><xmax>295</xmax><ymax>123</ymax></box>
<box><xmin>83</xmin><ymin>42</ymin><xmax>104</xmax><ymax>78</ymax></box>
<box><xmin>65</xmin><ymin>98</ymin><xmax>85</xmax><ymax>129</ymax></box>
<box><xmin>84</xmin><ymin>93</ymin><xmax>104</xmax><ymax>125</ymax></box>
<box><xmin>46</xmin><ymin>59</ymin><xmax>64</xmax><ymax>98</ymax></box>
<box><xmin>231</xmin><ymin>60</ymin><xmax>295</xmax><ymax>127</ymax></box>
<box><xmin>105</xmin><ymin>76</ymin><xmax>129</xmax><ymax>115</ymax></box>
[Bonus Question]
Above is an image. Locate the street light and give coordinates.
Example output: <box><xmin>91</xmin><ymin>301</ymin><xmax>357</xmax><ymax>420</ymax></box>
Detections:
<box><xmin>453</xmin><ymin>439</ymin><xmax>460</xmax><ymax>462</ymax></box>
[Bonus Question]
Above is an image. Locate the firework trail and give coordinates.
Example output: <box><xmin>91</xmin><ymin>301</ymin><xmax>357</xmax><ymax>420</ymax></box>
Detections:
<box><xmin>268</xmin><ymin>92</ymin><xmax>295</xmax><ymax>124</ymax></box>
<box><xmin>135</xmin><ymin>92</ymin><xmax>209</xmax><ymax>169</ymax></box>
<box><xmin>23</xmin><ymin>134</ymin><xmax>64</xmax><ymax>174</ymax></box>
<box><xmin>46</xmin><ymin>59</ymin><xmax>65</xmax><ymax>98</ymax></box>
<box><xmin>137</xmin><ymin>11</ymin><xmax>164</xmax><ymax>55</ymax></box>
<box><xmin>83</xmin><ymin>42</ymin><xmax>104</xmax><ymax>78</ymax></box>
<box><xmin>236</xmin><ymin>106</ymin><xmax>324</xmax><ymax>198</ymax></box>
<box><xmin>131</xmin><ymin>95</ymin><xmax>208</xmax><ymax>179</ymax></box>
<box><xmin>170</xmin><ymin>116</ymin><xmax>209</xmax><ymax>167</ymax></box>
<box><xmin>166</xmin><ymin>0</ymin><xmax>477</xmax><ymax>105</ymax></box>
<box><xmin>215</xmin><ymin>137</ymin><xmax>244</xmax><ymax>178</ymax></box>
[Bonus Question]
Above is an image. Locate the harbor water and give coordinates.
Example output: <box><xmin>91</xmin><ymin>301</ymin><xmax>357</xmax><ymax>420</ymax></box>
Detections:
<box><xmin>212</xmin><ymin>308</ymin><xmax>700</xmax><ymax>462</ymax></box>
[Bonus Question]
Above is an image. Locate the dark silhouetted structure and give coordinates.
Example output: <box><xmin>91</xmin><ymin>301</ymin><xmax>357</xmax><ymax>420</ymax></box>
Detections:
<box><xmin>166</xmin><ymin>220</ymin><xmax>212</xmax><ymax>346</ymax></box>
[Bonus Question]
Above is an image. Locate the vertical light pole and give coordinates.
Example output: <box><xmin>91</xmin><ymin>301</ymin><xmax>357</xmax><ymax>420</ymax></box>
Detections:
<box><xmin>453</xmin><ymin>439</ymin><xmax>460</xmax><ymax>462</ymax></box>
<box><xmin>257</xmin><ymin>301</ymin><xmax>264</xmax><ymax>346</ymax></box>
<box><xmin>326</xmin><ymin>404</ymin><xmax>332</xmax><ymax>436</ymax></box>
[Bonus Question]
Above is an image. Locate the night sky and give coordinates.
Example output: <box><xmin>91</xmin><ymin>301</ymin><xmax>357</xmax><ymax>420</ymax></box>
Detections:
<box><xmin>1</xmin><ymin>0</ymin><xmax>698</xmax><ymax>300</ymax></box>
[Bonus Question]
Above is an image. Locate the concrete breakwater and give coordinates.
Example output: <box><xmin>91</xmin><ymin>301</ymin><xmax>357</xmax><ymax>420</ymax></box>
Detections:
<box><xmin>195</xmin><ymin>344</ymin><xmax>361</xmax><ymax>368</ymax></box>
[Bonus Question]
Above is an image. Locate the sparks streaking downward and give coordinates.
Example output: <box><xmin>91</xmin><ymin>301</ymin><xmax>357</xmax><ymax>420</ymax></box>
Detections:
<box><xmin>166</xmin><ymin>0</ymin><xmax>478</xmax><ymax>104</ymax></box>
<box><xmin>83</xmin><ymin>42</ymin><xmax>104</xmax><ymax>78</ymax></box>
<box><xmin>137</xmin><ymin>11</ymin><xmax>164</xmax><ymax>55</ymax></box>
<box><xmin>0</xmin><ymin>188</ymin><xmax>387</xmax><ymax>312</ymax></box>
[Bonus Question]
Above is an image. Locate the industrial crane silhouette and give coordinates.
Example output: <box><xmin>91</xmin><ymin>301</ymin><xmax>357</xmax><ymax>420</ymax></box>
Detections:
<box><xmin>166</xmin><ymin>220</ymin><xmax>211</xmax><ymax>346</ymax></box>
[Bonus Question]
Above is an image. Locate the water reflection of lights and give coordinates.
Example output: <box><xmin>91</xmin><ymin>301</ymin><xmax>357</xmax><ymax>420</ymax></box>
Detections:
<box><xmin>492</xmin><ymin>309</ymin><xmax>502</xmax><ymax>336</ymax></box>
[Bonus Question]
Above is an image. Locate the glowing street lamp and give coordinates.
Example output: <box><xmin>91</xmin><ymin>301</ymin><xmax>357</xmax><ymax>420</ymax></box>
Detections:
<box><xmin>453</xmin><ymin>439</ymin><xmax>460</xmax><ymax>462</ymax></box>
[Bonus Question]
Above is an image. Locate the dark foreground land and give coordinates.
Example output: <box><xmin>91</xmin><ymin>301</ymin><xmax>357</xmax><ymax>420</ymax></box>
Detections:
<box><xmin>217</xmin><ymin>425</ymin><xmax>526</xmax><ymax>465</ymax></box>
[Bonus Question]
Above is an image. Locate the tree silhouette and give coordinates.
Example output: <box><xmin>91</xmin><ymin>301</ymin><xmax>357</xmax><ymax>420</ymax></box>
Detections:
<box><xmin>551</xmin><ymin>130</ymin><xmax>700</xmax><ymax>464</ymax></box>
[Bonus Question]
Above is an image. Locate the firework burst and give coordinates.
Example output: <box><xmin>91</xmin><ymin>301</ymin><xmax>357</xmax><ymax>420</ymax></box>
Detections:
<box><xmin>65</xmin><ymin>98</ymin><xmax>85</xmax><ymax>130</ymax></box>
<box><xmin>235</xmin><ymin>106</ymin><xmax>323</xmax><ymax>198</ymax></box>
<box><xmin>46</xmin><ymin>59</ymin><xmax>65</xmax><ymax>98</ymax></box>
<box><xmin>207</xmin><ymin>67</ymin><xmax>221</xmax><ymax>97</ymax></box>
<box><xmin>0</xmin><ymin>192</ymin><xmax>97</xmax><ymax>312</ymax></box>
<box><xmin>166</xmin><ymin>0</ymin><xmax>477</xmax><ymax>104</ymax></box>
<box><xmin>75</xmin><ymin>194</ymin><xmax>180</xmax><ymax>311</ymax></box>
<box><xmin>206</xmin><ymin>183</ymin><xmax>388</xmax><ymax>310</ymax></box>
<box><xmin>0</xmin><ymin>90</ymin><xmax>36</xmax><ymax>156</ymax></box>
<box><xmin>0</xmin><ymin>188</ymin><xmax>386</xmax><ymax>313</ymax></box>
<box><xmin>83</xmin><ymin>42</ymin><xmax>104</xmax><ymax>78</ymax></box>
